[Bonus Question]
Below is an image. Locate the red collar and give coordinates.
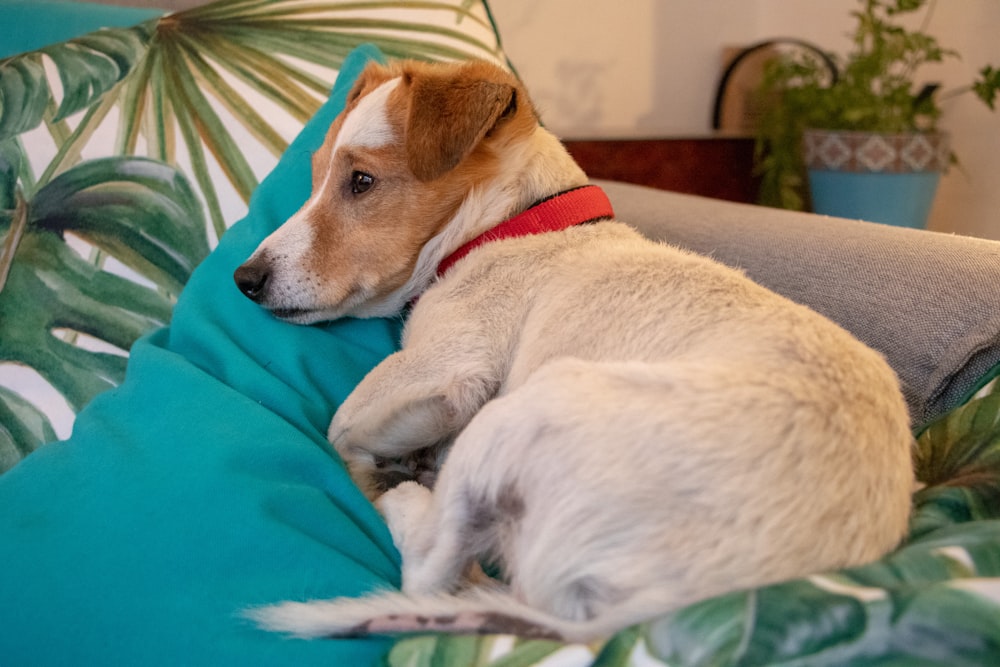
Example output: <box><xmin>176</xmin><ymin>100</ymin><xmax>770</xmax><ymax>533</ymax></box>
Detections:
<box><xmin>436</xmin><ymin>185</ymin><xmax>615</xmax><ymax>277</ymax></box>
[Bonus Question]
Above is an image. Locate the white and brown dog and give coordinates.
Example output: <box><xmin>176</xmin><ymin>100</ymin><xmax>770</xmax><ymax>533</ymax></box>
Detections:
<box><xmin>235</xmin><ymin>59</ymin><xmax>914</xmax><ymax>641</ymax></box>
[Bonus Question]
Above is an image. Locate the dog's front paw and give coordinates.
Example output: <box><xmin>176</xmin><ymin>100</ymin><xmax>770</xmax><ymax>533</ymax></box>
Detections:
<box><xmin>327</xmin><ymin>411</ymin><xmax>383</xmax><ymax>500</ymax></box>
<box><xmin>330</xmin><ymin>391</ymin><xmax>456</xmax><ymax>454</ymax></box>
<box><xmin>327</xmin><ymin>410</ymin><xmax>358</xmax><ymax>454</ymax></box>
<box><xmin>328</xmin><ymin>395</ymin><xmax>451</xmax><ymax>500</ymax></box>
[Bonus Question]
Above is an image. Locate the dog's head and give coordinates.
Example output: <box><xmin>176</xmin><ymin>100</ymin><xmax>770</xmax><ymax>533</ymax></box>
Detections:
<box><xmin>233</xmin><ymin>59</ymin><xmax>539</xmax><ymax>323</ymax></box>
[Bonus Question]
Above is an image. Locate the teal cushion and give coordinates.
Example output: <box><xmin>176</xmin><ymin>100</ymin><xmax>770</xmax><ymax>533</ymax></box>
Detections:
<box><xmin>0</xmin><ymin>44</ymin><xmax>402</xmax><ymax>665</ymax></box>
<box><xmin>0</xmin><ymin>1</ymin><xmax>164</xmax><ymax>58</ymax></box>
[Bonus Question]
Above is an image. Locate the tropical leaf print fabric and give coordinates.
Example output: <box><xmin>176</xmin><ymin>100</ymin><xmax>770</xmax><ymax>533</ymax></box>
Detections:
<box><xmin>0</xmin><ymin>0</ymin><xmax>507</xmax><ymax>463</ymax></box>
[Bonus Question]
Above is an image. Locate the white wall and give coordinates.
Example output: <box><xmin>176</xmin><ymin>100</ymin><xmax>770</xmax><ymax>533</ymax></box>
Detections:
<box><xmin>491</xmin><ymin>0</ymin><xmax>1000</xmax><ymax>238</ymax></box>
<box><xmin>492</xmin><ymin>1</ymin><xmax>758</xmax><ymax>137</ymax></box>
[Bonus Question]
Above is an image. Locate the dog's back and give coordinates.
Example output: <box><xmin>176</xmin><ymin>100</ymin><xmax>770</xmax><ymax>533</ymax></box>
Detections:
<box><xmin>400</xmin><ymin>219</ymin><xmax>914</xmax><ymax>626</ymax></box>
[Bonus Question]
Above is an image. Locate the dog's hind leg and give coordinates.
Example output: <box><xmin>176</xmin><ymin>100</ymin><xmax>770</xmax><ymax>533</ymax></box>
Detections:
<box><xmin>389</xmin><ymin>476</ymin><xmax>491</xmax><ymax>596</ymax></box>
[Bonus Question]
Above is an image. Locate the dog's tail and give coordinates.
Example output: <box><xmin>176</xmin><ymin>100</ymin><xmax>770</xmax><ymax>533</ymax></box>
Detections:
<box><xmin>247</xmin><ymin>585</ymin><xmax>656</xmax><ymax>643</ymax></box>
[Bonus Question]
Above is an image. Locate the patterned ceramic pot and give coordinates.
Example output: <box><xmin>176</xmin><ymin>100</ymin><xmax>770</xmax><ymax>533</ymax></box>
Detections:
<box><xmin>802</xmin><ymin>129</ymin><xmax>950</xmax><ymax>228</ymax></box>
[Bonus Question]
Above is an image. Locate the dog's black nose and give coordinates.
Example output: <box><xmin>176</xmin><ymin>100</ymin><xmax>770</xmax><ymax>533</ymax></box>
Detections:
<box><xmin>234</xmin><ymin>262</ymin><xmax>269</xmax><ymax>302</ymax></box>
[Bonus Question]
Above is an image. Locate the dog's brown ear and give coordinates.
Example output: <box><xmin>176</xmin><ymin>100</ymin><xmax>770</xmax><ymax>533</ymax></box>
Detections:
<box><xmin>405</xmin><ymin>64</ymin><xmax>517</xmax><ymax>182</ymax></box>
<box><xmin>345</xmin><ymin>61</ymin><xmax>384</xmax><ymax>107</ymax></box>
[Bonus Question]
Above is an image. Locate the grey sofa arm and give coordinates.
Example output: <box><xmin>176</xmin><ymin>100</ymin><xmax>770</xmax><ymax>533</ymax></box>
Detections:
<box><xmin>597</xmin><ymin>179</ymin><xmax>1000</xmax><ymax>428</ymax></box>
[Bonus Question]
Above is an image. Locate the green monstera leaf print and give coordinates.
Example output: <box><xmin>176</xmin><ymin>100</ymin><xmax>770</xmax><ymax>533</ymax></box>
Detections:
<box><xmin>1</xmin><ymin>0</ymin><xmax>507</xmax><ymax>240</ymax></box>
<box><xmin>0</xmin><ymin>0</ymin><xmax>506</xmax><ymax>467</ymax></box>
<box><xmin>0</xmin><ymin>145</ymin><xmax>209</xmax><ymax>472</ymax></box>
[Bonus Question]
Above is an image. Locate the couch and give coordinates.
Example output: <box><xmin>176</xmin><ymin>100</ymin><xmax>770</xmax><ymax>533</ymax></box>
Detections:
<box><xmin>1</xmin><ymin>2</ymin><xmax>999</xmax><ymax>665</ymax></box>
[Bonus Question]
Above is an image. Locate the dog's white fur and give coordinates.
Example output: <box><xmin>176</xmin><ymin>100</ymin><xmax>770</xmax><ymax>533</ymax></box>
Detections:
<box><xmin>236</xmin><ymin>59</ymin><xmax>915</xmax><ymax>642</ymax></box>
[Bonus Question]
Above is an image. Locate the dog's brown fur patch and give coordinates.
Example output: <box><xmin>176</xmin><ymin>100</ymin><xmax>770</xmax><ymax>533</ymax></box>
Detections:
<box><xmin>300</xmin><ymin>60</ymin><xmax>537</xmax><ymax>310</ymax></box>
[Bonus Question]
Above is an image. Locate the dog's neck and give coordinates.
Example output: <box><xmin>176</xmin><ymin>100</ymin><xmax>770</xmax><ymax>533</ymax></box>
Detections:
<box><xmin>435</xmin><ymin>185</ymin><xmax>615</xmax><ymax>277</ymax></box>
<box><xmin>387</xmin><ymin>127</ymin><xmax>594</xmax><ymax>308</ymax></box>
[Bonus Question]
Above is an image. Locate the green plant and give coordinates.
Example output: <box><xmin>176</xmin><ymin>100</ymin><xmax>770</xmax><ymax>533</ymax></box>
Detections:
<box><xmin>754</xmin><ymin>0</ymin><xmax>1000</xmax><ymax>210</ymax></box>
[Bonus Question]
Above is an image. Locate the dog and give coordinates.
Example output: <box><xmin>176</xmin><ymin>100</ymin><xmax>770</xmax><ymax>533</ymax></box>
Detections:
<box><xmin>234</xmin><ymin>59</ymin><xmax>915</xmax><ymax>642</ymax></box>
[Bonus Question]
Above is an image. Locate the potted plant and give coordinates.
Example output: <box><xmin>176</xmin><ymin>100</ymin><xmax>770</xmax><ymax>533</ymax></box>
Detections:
<box><xmin>754</xmin><ymin>0</ymin><xmax>999</xmax><ymax>228</ymax></box>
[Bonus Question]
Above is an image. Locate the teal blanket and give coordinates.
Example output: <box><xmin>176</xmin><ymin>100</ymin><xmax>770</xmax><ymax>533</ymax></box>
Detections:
<box><xmin>0</xmin><ymin>45</ymin><xmax>401</xmax><ymax>665</ymax></box>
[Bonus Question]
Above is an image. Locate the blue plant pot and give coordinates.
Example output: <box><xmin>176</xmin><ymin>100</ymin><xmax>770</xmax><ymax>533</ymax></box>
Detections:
<box><xmin>802</xmin><ymin>129</ymin><xmax>949</xmax><ymax>229</ymax></box>
<box><xmin>807</xmin><ymin>169</ymin><xmax>941</xmax><ymax>229</ymax></box>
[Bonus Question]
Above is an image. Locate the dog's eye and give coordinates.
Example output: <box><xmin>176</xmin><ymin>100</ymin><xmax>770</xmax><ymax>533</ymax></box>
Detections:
<box><xmin>351</xmin><ymin>171</ymin><xmax>375</xmax><ymax>195</ymax></box>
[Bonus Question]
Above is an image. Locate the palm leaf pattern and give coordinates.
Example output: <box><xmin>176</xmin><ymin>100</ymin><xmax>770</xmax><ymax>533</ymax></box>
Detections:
<box><xmin>0</xmin><ymin>0</ymin><xmax>506</xmax><ymax>467</ymax></box>
<box><xmin>384</xmin><ymin>386</ymin><xmax>1000</xmax><ymax>666</ymax></box>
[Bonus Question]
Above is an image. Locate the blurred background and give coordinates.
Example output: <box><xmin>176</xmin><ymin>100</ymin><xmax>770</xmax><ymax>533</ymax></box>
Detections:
<box><xmin>66</xmin><ymin>1</ymin><xmax>1000</xmax><ymax>237</ymax></box>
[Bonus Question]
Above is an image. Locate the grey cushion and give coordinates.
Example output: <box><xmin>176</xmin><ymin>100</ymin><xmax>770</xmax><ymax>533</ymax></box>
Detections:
<box><xmin>597</xmin><ymin>179</ymin><xmax>1000</xmax><ymax>428</ymax></box>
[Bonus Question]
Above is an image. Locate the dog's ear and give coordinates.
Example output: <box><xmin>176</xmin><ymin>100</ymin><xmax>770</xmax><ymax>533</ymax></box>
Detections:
<box><xmin>345</xmin><ymin>62</ymin><xmax>384</xmax><ymax>107</ymax></box>
<box><xmin>405</xmin><ymin>63</ymin><xmax>518</xmax><ymax>182</ymax></box>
